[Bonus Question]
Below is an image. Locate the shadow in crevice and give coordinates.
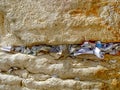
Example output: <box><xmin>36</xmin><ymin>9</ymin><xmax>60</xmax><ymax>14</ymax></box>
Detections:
<box><xmin>0</xmin><ymin>11</ymin><xmax>11</xmax><ymax>37</ymax></box>
<box><xmin>0</xmin><ymin>12</ymin><xmax>4</xmax><ymax>38</ymax></box>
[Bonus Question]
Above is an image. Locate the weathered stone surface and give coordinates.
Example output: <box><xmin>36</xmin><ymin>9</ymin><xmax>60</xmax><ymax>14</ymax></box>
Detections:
<box><xmin>0</xmin><ymin>52</ymin><xmax>120</xmax><ymax>89</ymax></box>
<box><xmin>0</xmin><ymin>73</ymin><xmax>22</xmax><ymax>86</ymax></box>
<box><xmin>0</xmin><ymin>0</ymin><xmax>120</xmax><ymax>46</ymax></box>
<box><xmin>0</xmin><ymin>0</ymin><xmax>120</xmax><ymax>90</ymax></box>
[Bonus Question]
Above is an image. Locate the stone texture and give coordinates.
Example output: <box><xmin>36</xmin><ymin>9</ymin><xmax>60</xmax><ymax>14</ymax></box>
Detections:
<box><xmin>0</xmin><ymin>52</ymin><xmax>120</xmax><ymax>89</ymax></box>
<box><xmin>0</xmin><ymin>0</ymin><xmax>120</xmax><ymax>90</ymax></box>
<box><xmin>0</xmin><ymin>0</ymin><xmax>120</xmax><ymax>46</ymax></box>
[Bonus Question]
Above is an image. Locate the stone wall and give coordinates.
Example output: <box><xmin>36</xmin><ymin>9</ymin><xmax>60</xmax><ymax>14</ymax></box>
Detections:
<box><xmin>0</xmin><ymin>0</ymin><xmax>120</xmax><ymax>46</ymax></box>
<box><xmin>0</xmin><ymin>0</ymin><xmax>120</xmax><ymax>90</ymax></box>
<box><xmin>0</xmin><ymin>52</ymin><xmax>120</xmax><ymax>90</ymax></box>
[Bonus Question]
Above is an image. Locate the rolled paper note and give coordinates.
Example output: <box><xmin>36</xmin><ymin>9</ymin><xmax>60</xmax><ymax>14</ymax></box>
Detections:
<box><xmin>50</xmin><ymin>46</ymin><xmax>60</xmax><ymax>53</ymax></box>
<box><xmin>73</xmin><ymin>52</ymin><xmax>82</xmax><ymax>56</ymax></box>
<box><xmin>94</xmin><ymin>47</ymin><xmax>104</xmax><ymax>59</ymax></box>
<box><xmin>73</xmin><ymin>48</ymin><xmax>93</xmax><ymax>56</ymax></box>
<box><xmin>0</xmin><ymin>46</ymin><xmax>13</xmax><ymax>52</ymax></box>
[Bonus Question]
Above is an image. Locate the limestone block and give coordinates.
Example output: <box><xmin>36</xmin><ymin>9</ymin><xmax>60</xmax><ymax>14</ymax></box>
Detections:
<box><xmin>28</xmin><ymin>74</ymin><xmax>50</xmax><ymax>81</ymax></box>
<box><xmin>13</xmin><ymin>70</ymin><xmax>29</xmax><ymax>79</ymax></box>
<box><xmin>0</xmin><ymin>52</ymin><xmax>119</xmax><ymax>89</ymax></box>
<box><xmin>0</xmin><ymin>73</ymin><xmax>22</xmax><ymax>85</ymax></box>
<box><xmin>0</xmin><ymin>0</ymin><xmax>119</xmax><ymax>46</ymax></box>
<box><xmin>22</xmin><ymin>78</ymin><xmax>104</xmax><ymax>90</ymax></box>
<box><xmin>0</xmin><ymin>85</ymin><xmax>34</xmax><ymax>90</ymax></box>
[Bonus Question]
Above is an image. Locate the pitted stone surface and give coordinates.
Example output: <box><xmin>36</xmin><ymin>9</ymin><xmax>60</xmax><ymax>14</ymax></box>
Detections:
<box><xmin>0</xmin><ymin>0</ymin><xmax>120</xmax><ymax>90</ymax></box>
<box><xmin>0</xmin><ymin>52</ymin><xmax>120</xmax><ymax>89</ymax></box>
<box><xmin>0</xmin><ymin>0</ymin><xmax>120</xmax><ymax>46</ymax></box>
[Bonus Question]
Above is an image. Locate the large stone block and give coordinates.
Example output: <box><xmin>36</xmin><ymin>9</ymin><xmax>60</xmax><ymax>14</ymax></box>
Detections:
<box><xmin>0</xmin><ymin>0</ymin><xmax>120</xmax><ymax>46</ymax></box>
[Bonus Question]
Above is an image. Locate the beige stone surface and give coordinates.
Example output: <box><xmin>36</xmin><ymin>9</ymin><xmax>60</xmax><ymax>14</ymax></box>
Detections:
<box><xmin>0</xmin><ymin>52</ymin><xmax>120</xmax><ymax>90</ymax></box>
<box><xmin>0</xmin><ymin>0</ymin><xmax>120</xmax><ymax>46</ymax></box>
<box><xmin>0</xmin><ymin>0</ymin><xmax>120</xmax><ymax>90</ymax></box>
